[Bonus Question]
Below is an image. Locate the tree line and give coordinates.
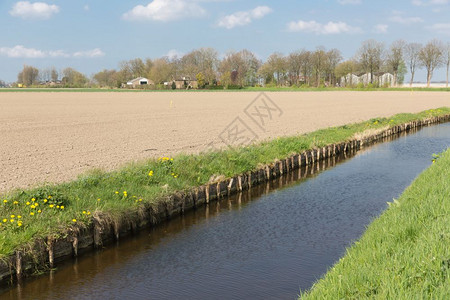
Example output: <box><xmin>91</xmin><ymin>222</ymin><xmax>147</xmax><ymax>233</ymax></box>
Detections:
<box><xmin>14</xmin><ymin>39</ymin><xmax>450</xmax><ymax>89</ymax></box>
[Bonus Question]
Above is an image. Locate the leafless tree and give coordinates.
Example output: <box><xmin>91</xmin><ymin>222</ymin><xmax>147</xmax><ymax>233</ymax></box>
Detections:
<box><xmin>266</xmin><ymin>52</ymin><xmax>287</xmax><ymax>85</ymax></box>
<box><xmin>357</xmin><ymin>39</ymin><xmax>385</xmax><ymax>85</ymax></box>
<box><xmin>386</xmin><ymin>40</ymin><xmax>406</xmax><ymax>86</ymax></box>
<box><xmin>17</xmin><ymin>65</ymin><xmax>39</xmax><ymax>86</ymax></box>
<box><xmin>312</xmin><ymin>47</ymin><xmax>327</xmax><ymax>87</ymax></box>
<box><xmin>287</xmin><ymin>51</ymin><xmax>303</xmax><ymax>85</ymax></box>
<box><xmin>299</xmin><ymin>50</ymin><xmax>312</xmax><ymax>85</ymax></box>
<box><xmin>419</xmin><ymin>39</ymin><xmax>445</xmax><ymax>87</ymax></box>
<box><xmin>220</xmin><ymin>49</ymin><xmax>260</xmax><ymax>86</ymax></box>
<box><xmin>445</xmin><ymin>42</ymin><xmax>450</xmax><ymax>88</ymax></box>
<box><xmin>325</xmin><ymin>48</ymin><xmax>343</xmax><ymax>86</ymax></box>
<box><xmin>50</xmin><ymin>67</ymin><xmax>59</xmax><ymax>82</ymax></box>
<box><xmin>181</xmin><ymin>48</ymin><xmax>218</xmax><ymax>84</ymax></box>
<box><xmin>404</xmin><ymin>43</ymin><xmax>422</xmax><ymax>87</ymax></box>
<box><xmin>149</xmin><ymin>57</ymin><xmax>174</xmax><ymax>84</ymax></box>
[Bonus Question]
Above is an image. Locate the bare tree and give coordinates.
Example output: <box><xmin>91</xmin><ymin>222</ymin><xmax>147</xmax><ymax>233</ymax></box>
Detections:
<box><xmin>220</xmin><ymin>49</ymin><xmax>260</xmax><ymax>86</ymax></box>
<box><xmin>17</xmin><ymin>65</ymin><xmax>39</xmax><ymax>86</ymax></box>
<box><xmin>262</xmin><ymin>52</ymin><xmax>287</xmax><ymax>86</ymax></box>
<box><xmin>404</xmin><ymin>43</ymin><xmax>422</xmax><ymax>87</ymax></box>
<box><xmin>386</xmin><ymin>40</ymin><xmax>406</xmax><ymax>86</ymax></box>
<box><xmin>419</xmin><ymin>39</ymin><xmax>445</xmax><ymax>87</ymax></box>
<box><xmin>299</xmin><ymin>50</ymin><xmax>312</xmax><ymax>85</ymax></box>
<box><xmin>325</xmin><ymin>48</ymin><xmax>343</xmax><ymax>86</ymax></box>
<box><xmin>149</xmin><ymin>57</ymin><xmax>174</xmax><ymax>84</ymax></box>
<box><xmin>287</xmin><ymin>51</ymin><xmax>303</xmax><ymax>85</ymax></box>
<box><xmin>312</xmin><ymin>47</ymin><xmax>327</xmax><ymax>87</ymax></box>
<box><xmin>357</xmin><ymin>39</ymin><xmax>385</xmax><ymax>85</ymax></box>
<box><xmin>181</xmin><ymin>48</ymin><xmax>218</xmax><ymax>85</ymax></box>
<box><xmin>50</xmin><ymin>67</ymin><xmax>59</xmax><ymax>82</ymax></box>
<box><xmin>445</xmin><ymin>42</ymin><xmax>450</xmax><ymax>88</ymax></box>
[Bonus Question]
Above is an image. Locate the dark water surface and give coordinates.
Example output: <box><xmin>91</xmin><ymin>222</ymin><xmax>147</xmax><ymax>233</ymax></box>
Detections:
<box><xmin>2</xmin><ymin>123</ymin><xmax>450</xmax><ymax>300</ymax></box>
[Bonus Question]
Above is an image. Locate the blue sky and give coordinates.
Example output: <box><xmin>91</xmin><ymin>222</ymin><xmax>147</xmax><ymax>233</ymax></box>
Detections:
<box><xmin>1</xmin><ymin>0</ymin><xmax>449</xmax><ymax>82</ymax></box>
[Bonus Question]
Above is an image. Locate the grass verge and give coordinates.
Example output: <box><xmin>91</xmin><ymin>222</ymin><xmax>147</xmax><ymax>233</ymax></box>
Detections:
<box><xmin>0</xmin><ymin>87</ymin><xmax>449</xmax><ymax>92</ymax></box>
<box><xmin>300</xmin><ymin>147</ymin><xmax>450</xmax><ymax>299</ymax></box>
<box><xmin>0</xmin><ymin>107</ymin><xmax>449</xmax><ymax>260</ymax></box>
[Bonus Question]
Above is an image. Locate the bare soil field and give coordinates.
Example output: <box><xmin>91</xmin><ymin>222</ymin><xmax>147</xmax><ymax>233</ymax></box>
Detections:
<box><xmin>1</xmin><ymin>91</ymin><xmax>449</xmax><ymax>192</ymax></box>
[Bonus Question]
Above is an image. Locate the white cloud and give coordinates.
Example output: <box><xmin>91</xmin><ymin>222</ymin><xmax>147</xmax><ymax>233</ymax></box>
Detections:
<box><xmin>0</xmin><ymin>45</ymin><xmax>105</xmax><ymax>58</ymax></box>
<box><xmin>48</xmin><ymin>50</ymin><xmax>70</xmax><ymax>58</ymax></box>
<box><xmin>83</xmin><ymin>5</ymin><xmax>89</xmax><ymax>11</ymax></box>
<box><xmin>389</xmin><ymin>15</ymin><xmax>423</xmax><ymax>24</ymax></box>
<box><xmin>373</xmin><ymin>24</ymin><xmax>388</xmax><ymax>33</ymax></box>
<box><xmin>123</xmin><ymin>0</ymin><xmax>206</xmax><ymax>22</ymax></box>
<box><xmin>338</xmin><ymin>0</ymin><xmax>362</xmax><ymax>4</ymax></box>
<box><xmin>413</xmin><ymin>0</ymin><xmax>449</xmax><ymax>6</ymax></box>
<box><xmin>73</xmin><ymin>48</ymin><xmax>105</xmax><ymax>58</ymax></box>
<box><xmin>9</xmin><ymin>1</ymin><xmax>59</xmax><ymax>20</ymax></box>
<box><xmin>427</xmin><ymin>23</ymin><xmax>450</xmax><ymax>34</ymax></box>
<box><xmin>217</xmin><ymin>6</ymin><xmax>272</xmax><ymax>29</ymax></box>
<box><xmin>389</xmin><ymin>11</ymin><xmax>424</xmax><ymax>24</ymax></box>
<box><xmin>165</xmin><ymin>49</ymin><xmax>184</xmax><ymax>59</ymax></box>
<box><xmin>287</xmin><ymin>20</ymin><xmax>362</xmax><ymax>35</ymax></box>
<box><xmin>0</xmin><ymin>45</ymin><xmax>45</xmax><ymax>58</ymax></box>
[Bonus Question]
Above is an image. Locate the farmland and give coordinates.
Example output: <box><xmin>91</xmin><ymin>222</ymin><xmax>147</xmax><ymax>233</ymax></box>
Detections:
<box><xmin>1</xmin><ymin>91</ymin><xmax>449</xmax><ymax>193</ymax></box>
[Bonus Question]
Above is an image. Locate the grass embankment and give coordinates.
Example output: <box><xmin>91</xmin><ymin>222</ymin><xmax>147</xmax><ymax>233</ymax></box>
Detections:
<box><xmin>0</xmin><ymin>87</ymin><xmax>449</xmax><ymax>92</ymax></box>
<box><xmin>0</xmin><ymin>108</ymin><xmax>449</xmax><ymax>260</ymax></box>
<box><xmin>301</xmin><ymin>148</ymin><xmax>450</xmax><ymax>299</ymax></box>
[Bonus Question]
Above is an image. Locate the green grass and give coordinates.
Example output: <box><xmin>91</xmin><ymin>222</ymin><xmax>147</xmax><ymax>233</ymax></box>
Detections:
<box><xmin>0</xmin><ymin>107</ymin><xmax>449</xmax><ymax>260</ymax></box>
<box><xmin>0</xmin><ymin>87</ymin><xmax>449</xmax><ymax>92</ymax></box>
<box><xmin>300</xmin><ymin>148</ymin><xmax>450</xmax><ymax>299</ymax></box>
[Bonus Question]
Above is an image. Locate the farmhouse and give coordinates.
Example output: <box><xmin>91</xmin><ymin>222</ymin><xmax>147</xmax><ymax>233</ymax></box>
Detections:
<box><xmin>126</xmin><ymin>77</ymin><xmax>154</xmax><ymax>88</ymax></box>
<box><xmin>170</xmin><ymin>77</ymin><xmax>198</xmax><ymax>89</ymax></box>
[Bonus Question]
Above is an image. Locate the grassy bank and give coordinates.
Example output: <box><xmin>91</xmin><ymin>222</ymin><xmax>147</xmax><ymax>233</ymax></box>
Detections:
<box><xmin>0</xmin><ymin>87</ymin><xmax>449</xmax><ymax>92</ymax></box>
<box><xmin>301</xmin><ymin>149</ymin><xmax>450</xmax><ymax>298</ymax></box>
<box><xmin>1</xmin><ymin>108</ymin><xmax>449</xmax><ymax>260</ymax></box>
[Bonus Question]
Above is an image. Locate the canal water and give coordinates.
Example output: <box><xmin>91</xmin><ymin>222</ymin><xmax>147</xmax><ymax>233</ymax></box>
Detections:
<box><xmin>2</xmin><ymin>123</ymin><xmax>450</xmax><ymax>300</ymax></box>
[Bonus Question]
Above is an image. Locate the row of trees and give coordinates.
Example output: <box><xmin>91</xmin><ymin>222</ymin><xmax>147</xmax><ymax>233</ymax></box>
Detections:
<box><xmin>16</xmin><ymin>66</ymin><xmax>88</xmax><ymax>87</ymax></box>
<box><xmin>14</xmin><ymin>39</ymin><xmax>450</xmax><ymax>89</ymax></box>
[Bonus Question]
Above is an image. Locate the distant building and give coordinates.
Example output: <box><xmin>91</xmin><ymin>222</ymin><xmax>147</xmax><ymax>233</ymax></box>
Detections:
<box><xmin>126</xmin><ymin>77</ymin><xmax>154</xmax><ymax>88</ymax></box>
<box><xmin>171</xmin><ymin>77</ymin><xmax>198</xmax><ymax>89</ymax></box>
<box><xmin>340</xmin><ymin>72</ymin><xmax>394</xmax><ymax>87</ymax></box>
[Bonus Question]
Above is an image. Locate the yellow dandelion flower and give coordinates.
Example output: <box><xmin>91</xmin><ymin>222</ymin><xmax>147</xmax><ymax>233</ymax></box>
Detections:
<box><xmin>13</xmin><ymin>201</ymin><xmax>19</xmax><ymax>205</ymax></box>
<box><xmin>72</xmin><ymin>219</ymin><xmax>77</xmax><ymax>223</ymax></box>
<box><xmin>10</xmin><ymin>219</ymin><xmax>14</xmax><ymax>223</ymax></box>
<box><xmin>2</xmin><ymin>219</ymin><xmax>7</xmax><ymax>223</ymax></box>
<box><xmin>26</xmin><ymin>202</ymin><xmax>30</xmax><ymax>205</ymax></box>
<box><xmin>56</xmin><ymin>205</ymin><xmax>60</xmax><ymax>209</ymax></box>
<box><xmin>49</xmin><ymin>204</ymin><xmax>54</xmax><ymax>208</ymax></box>
<box><xmin>17</xmin><ymin>222</ymin><xmax>22</xmax><ymax>227</ymax></box>
<box><xmin>10</xmin><ymin>215</ymin><xmax>15</xmax><ymax>218</ymax></box>
<box><xmin>3</xmin><ymin>200</ymin><xmax>7</xmax><ymax>203</ymax></box>
<box><xmin>83</xmin><ymin>211</ymin><xmax>86</xmax><ymax>214</ymax></box>
<box><xmin>115</xmin><ymin>191</ymin><xmax>119</xmax><ymax>194</ymax></box>
<box><xmin>87</xmin><ymin>211</ymin><xmax>91</xmax><ymax>215</ymax></box>
<box><xmin>60</xmin><ymin>206</ymin><xmax>64</xmax><ymax>210</ymax></box>
<box><xmin>30</xmin><ymin>212</ymin><xmax>35</xmax><ymax>216</ymax></box>
<box><xmin>31</xmin><ymin>198</ymin><xmax>35</xmax><ymax>202</ymax></box>
<box><xmin>17</xmin><ymin>215</ymin><xmax>22</xmax><ymax>219</ymax></box>
<box><xmin>44</xmin><ymin>199</ymin><xmax>48</xmax><ymax>203</ymax></box>
<box><xmin>38</xmin><ymin>210</ymin><xmax>42</xmax><ymax>213</ymax></box>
